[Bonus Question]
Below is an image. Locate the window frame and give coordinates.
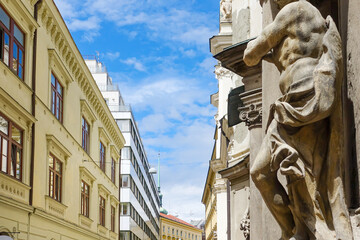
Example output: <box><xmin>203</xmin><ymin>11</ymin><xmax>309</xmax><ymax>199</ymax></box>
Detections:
<box><xmin>82</xmin><ymin>117</ymin><xmax>90</xmax><ymax>153</ymax></box>
<box><xmin>111</xmin><ymin>158</ymin><xmax>115</xmax><ymax>183</ymax></box>
<box><xmin>48</xmin><ymin>153</ymin><xmax>62</xmax><ymax>202</ymax></box>
<box><xmin>99</xmin><ymin>196</ymin><xmax>106</xmax><ymax>226</ymax></box>
<box><xmin>51</xmin><ymin>72</ymin><xmax>64</xmax><ymax>123</ymax></box>
<box><xmin>0</xmin><ymin>113</ymin><xmax>23</xmax><ymax>180</ymax></box>
<box><xmin>81</xmin><ymin>180</ymin><xmax>90</xmax><ymax>217</ymax></box>
<box><xmin>111</xmin><ymin>205</ymin><xmax>115</xmax><ymax>232</ymax></box>
<box><xmin>99</xmin><ymin>141</ymin><xmax>106</xmax><ymax>172</ymax></box>
<box><xmin>0</xmin><ymin>5</ymin><xmax>25</xmax><ymax>80</ymax></box>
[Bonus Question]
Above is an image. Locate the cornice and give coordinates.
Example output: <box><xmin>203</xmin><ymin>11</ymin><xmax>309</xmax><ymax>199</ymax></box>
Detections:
<box><xmin>36</xmin><ymin>0</ymin><xmax>125</xmax><ymax>150</ymax></box>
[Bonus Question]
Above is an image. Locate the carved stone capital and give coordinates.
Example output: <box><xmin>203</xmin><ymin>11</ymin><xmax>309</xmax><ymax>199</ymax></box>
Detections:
<box><xmin>238</xmin><ymin>103</ymin><xmax>262</xmax><ymax>129</ymax></box>
<box><xmin>210</xmin><ymin>158</ymin><xmax>226</xmax><ymax>173</ymax></box>
<box><xmin>213</xmin><ymin>178</ymin><xmax>227</xmax><ymax>194</ymax></box>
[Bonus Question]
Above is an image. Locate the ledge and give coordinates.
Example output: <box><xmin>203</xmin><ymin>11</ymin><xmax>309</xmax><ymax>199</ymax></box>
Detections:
<box><xmin>97</xmin><ymin>224</ymin><xmax>108</xmax><ymax>237</ymax></box>
<box><xmin>79</xmin><ymin>213</ymin><xmax>93</xmax><ymax>229</ymax></box>
<box><xmin>109</xmin><ymin>231</ymin><xmax>118</xmax><ymax>240</ymax></box>
<box><xmin>214</xmin><ymin>38</ymin><xmax>261</xmax><ymax>77</ymax></box>
<box><xmin>45</xmin><ymin>195</ymin><xmax>68</xmax><ymax>219</ymax></box>
<box><xmin>0</xmin><ymin>173</ymin><xmax>31</xmax><ymax>204</ymax></box>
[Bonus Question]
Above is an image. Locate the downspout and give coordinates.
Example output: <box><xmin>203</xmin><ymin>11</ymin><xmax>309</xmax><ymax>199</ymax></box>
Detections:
<box><xmin>29</xmin><ymin>0</ymin><xmax>42</xmax><ymax>206</ymax></box>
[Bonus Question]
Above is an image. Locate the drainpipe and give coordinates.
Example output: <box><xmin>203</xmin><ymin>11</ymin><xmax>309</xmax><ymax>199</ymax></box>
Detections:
<box><xmin>29</xmin><ymin>0</ymin><xmax>42</xmax><ymax>206</ymax></box>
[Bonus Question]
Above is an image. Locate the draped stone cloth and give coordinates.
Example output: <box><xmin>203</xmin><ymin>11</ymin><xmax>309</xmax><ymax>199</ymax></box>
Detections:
<box><xmin>263</xmin><ymin>16</ymin><xmax>353</xmax><ymax>239</ymax></box>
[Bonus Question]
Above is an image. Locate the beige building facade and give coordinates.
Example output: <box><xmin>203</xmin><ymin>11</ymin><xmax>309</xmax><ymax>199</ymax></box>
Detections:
<box><xmin>160</xmin><ymin>213</ymin><xmax>202</xmax><ymax>240</ymax></box>
<box><xmin>0</xmin><ymin>0</ymin><xmax>125</xmax><ymax>239</ymax></box>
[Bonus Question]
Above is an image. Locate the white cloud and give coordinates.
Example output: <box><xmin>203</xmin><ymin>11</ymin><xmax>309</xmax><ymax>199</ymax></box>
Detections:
<box><xmin>122</xmin><ymin>57</ymin><xmax>147</xmax><ymax>72</ymax></box>
<box><xmin>55</xmin><ymin>0</ymin><xmax>218</xmax><ymax>50</ymax></box>
<box><xmin>105</xmin><ymin>52</ymin><xmax>121</xmax><ymax>61</ymax></box>
<box><xmin>198</xmin><ymin>57</ymin><xmax>217</xmax><ymax>74</ymax></box>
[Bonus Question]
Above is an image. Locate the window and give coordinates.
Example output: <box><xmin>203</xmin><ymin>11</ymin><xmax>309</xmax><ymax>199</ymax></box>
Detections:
<box><xmin>51</xmin><ymin>73</ymin><xmax>63</xmax><ymax>122</ymax></box>
<box><xmin>82</xmin><ymin>117</ymin><xmax>89</xmax><ymax>153</ymax></box>
<box><xmin>120</xmin><ymin>203</ymin><xmax>129</xmax><ymax>215</ymax></box>
<box><xmin>0</xmin><ymin>6</ymin><xmax>25</xmax><ymax>80</ymax></box>
<box><xmin>99</xmin><ymin>196</ymin><xmax>105</xmax><ymax>226</ymax></box>
<box><xmin>81</xmin><ymin>180</ymin><xmax>90</xmax><ymax>217</ymax></box>
<box><xmin>111</xmin><ymin>158</ymin><xmax>115</xmax><ymax>183</ymax></box>
<box><xmin>163</xmin><ymin>226</ymin><xmax>165</xmax><ymax>233</ymax></box>
<box><xmin>111</xmin><ymin>206</ymin><xmax>115</xmax><ymax>232</ymax></box>
<box><xmin>0</xmin><ymin>114</ymin><xmax>22</xmax><ymax>180</ymax></box>
<box><xmin>49</xmin><ymin>154</ymin><xmax>62</xmax><ymax>201</ymax></box>
<box><xmin>100</xmin><ymin>141</ymin><xmax>105</xmax><ymax>172</ymax></box>
<box><xmin>121</xmin><ymin>175</ymin><xmax>129</xmax><ymax>187</ymax></box>
<box><xmin>168</xmin><ymin>227</ymin><xmax>170</xmax><ymax>234</ymax></box>
<box><xmin>172</xmin><ymin>229</ymin><xmax>174</xmax><ymax>234</ymax></box>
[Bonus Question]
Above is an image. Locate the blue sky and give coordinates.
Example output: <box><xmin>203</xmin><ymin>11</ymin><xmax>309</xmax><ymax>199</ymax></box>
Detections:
<box><xmin>54</xmin><ymin>0</ymin><xmax>219</xmax><ymax>221</ymax></box>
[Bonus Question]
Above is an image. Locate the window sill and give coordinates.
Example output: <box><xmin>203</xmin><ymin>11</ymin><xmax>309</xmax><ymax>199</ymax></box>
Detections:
<box><xmin>79</xmin><ymin>213</ymin><xmax>93</xmax><ymax>228</ymax></box>
<box><xmin>109</xmin><ymin>231</ymin><xmax>117</xmax><ymax>240</ymax></box>
<box><xmin>97</xmin><ymin>224</ymin><xmax>108</xmax><ymax>237</ymax></box>
<box><xmin>0</xmin><ymin>172</ymin><xmax>30</xmax><ymax>204</ymax></box>
<box><xmin>45</xmin><ymin>195</ymin><xmax>68</xmax><ymax>219</ymax></box>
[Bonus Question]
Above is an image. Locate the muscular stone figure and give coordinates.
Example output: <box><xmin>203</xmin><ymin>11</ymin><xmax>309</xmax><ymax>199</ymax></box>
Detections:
<box><xmin>244</xmin><ymin>0</ymin><xmax>353</xmax><ymax>239</ymax></box>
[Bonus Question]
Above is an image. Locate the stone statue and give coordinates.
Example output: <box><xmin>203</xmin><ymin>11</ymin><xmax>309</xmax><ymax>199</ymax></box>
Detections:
<box><xmin>220</xmin><ymin>0</ymin><xmax>232</xmax><ymax>21</ymax></box>
<box><xmin>243</xmin><ymin>0</ymin><xmax>353</xmax><ymax>239</ymax></box>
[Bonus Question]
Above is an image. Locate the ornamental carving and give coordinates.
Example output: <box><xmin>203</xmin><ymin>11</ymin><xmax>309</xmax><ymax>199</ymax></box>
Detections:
<box><xmin>220</xmin><ymin>0</ymin><xmax>232</xmax><ymax>21</ymax></box>
<box><xmin>240</xmin><ymin>206</ymin><xmax>250</xmax><ymax>240</ymax></box>
<box><xmin>238</xmin><ymin>103</ymin><xmax>262</xmax><ymax>128</ymax></box>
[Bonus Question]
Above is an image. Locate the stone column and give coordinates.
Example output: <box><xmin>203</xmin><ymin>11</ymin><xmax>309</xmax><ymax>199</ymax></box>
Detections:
<box><xmin>237</xmin><ymin>86</ymin><xmax>262</xmax><ymax>240</ymax></box>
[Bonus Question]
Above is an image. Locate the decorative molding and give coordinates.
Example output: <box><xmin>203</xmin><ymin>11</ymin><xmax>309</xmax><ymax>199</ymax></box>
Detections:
<box><xmin>98</xmin><ymin>184</ymin><xmax>111</xmax><ymax>197</ymax></box>
<box><xmin>240</xmin><ymin>206</ymin><xmax>250</xmax><ymax>240</ymax></box>
<box><xmin>110</xmin><ymin>145</ymin><xmax>120</xmax><ymax>161</ymax></box>
<box><xmin>238</xmin><ymin>103</ymin><xmax>262</xmax><ymax>129</ymax></box>
<box><xmin>46</xmin><ymin>134</ymin><xmax>71</xmax><ymax>162</ymax></box>
<box><xmin>80</xmin><ymin>99</ymin><xmax>97</xmax><ymax>124</ymax></box>
<box><xmin>110</xmin><ymin>195</ymin><xmax>120</xmax><ymax>205</ymax></box>
<box><xmin>210</xmin><ymin>158</ymin><xmax>226</xmax><ymax>173</ymax></box>
<box><xmin>220</xmin><ymin>0</ymin><xmax>232</xmax><ymax>21</ymax></box>
<box><xmin>79</xmin><ymin>213</ymin><xmax>93</xmax><ymax>229</ymax></box>
<box><xmin>99</xmin><ymin>127</ymin><xmax>111</xmax><ymax>146</ymax></box>
<box><xmin>215</xmin><ymin>65</ymin><xmax>234</xmax><ymax>80</ymax></box>
<box><xmin>79</xmin><ymin>167</ymin><xmax>96</xmax><ymax>185</ymax></box>
<box><xmin>98</xmin><ymin>224</ymin><xmax>108</xmax><ymax>237</ymax></box>
<box><xmin>110</xmin><ymin>231</ymin><xmax>118</xmax><ymax>240</ymax></box>
<box><xmin>45</xmin><ymin>196</ymin><xmax>68</xmax><ymax>219</ymax></box>
<box><xmin>48</xmin><ymin>49</ymin><xmax>74</xmax><ymax>87</ymax></box>
<box><xmin>0</xmin><ymin>173</ymin><xmax>31</xmax><ymax>204</ymax></box>
<box><xmin>213</xmin><ymin>178</ymin><xmax>227</xmax><ymax>194</ymax></box>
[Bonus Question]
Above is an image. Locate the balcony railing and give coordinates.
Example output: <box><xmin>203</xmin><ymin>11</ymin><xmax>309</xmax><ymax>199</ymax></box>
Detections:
<box><xmin>107</xmin><ymin>104</ymin><xmax>132</xmax><ymax>112</ymax></box>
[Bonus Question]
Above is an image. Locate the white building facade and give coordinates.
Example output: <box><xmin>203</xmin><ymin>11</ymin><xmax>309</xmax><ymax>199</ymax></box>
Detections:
<box><xmin>85</xmin><ymin>58</ymin><xmax>160</xmax><ymax>240</ymax></box>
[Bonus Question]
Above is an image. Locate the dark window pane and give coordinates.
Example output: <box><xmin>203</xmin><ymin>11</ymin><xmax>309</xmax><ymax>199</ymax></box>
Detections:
<box><xmin>14</xmin><ymin>24</ymin><xmax>24</xmax><ymax>46</ymax></box>
<box><xmin>12</xmin><ymin>43</ymin><xmax>18</xmax><ymax>72</ymax></box>
<box><xmin>0</xmin><ymin>7</ymin><xmax>10</xmax><ymax>29</ymax></box>
<box><xmin>19</xmin><ymin>48</ymin><xmax>23</xmax><ymax>65</ymax></box>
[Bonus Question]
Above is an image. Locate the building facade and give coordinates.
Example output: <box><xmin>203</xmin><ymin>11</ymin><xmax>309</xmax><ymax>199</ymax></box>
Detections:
<box><xmin>0</xmin><ymin>0</ymin><xmax>125</xmax><ymax>240</ymax></box>
<box><xmin>207</xmin><ymin>0</ymin><xmax>360</xmax><ymax>239</ymax></box>
<box><xmin>85</xmin><ymin>58</ymin><xmax>160</xmax><ymax>240</ymax></box>
<box><xmin>160</xmin><ymin>213</ymin><xmax>203</xmax><ymax>240</ymax></box>
<box><xmin>202</xmin><ymin>1</ymin><xmax>261</xmax><ymax>240</ymax></box>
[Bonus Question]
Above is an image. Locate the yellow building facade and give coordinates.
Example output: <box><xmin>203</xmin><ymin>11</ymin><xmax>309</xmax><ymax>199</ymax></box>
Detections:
<box><xmin>0</xmin><ymin>0</ymin><xmax>125</xmax><ymax>239</ymax></box>
<box><xmin>160</xmin><ymin>213</ymin><xmax>202</xmax><ymax>240</ymax></box>
<box><xmin>201</xmin><ymin>167</ymin><xmax>216</xmax><ymax>240</ymax></box>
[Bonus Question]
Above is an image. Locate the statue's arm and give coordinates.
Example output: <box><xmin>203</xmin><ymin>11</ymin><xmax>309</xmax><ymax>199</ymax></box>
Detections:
<box><xmin>243</xmin><ymin>6</ymin><xmax>298</xmax><ymax>66</ymax></box>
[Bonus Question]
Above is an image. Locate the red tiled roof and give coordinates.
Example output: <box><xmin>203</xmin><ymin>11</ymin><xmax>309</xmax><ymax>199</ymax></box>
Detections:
<box><xmin>160</xmin><ymin>213</ymin><xmax>200</xmax><ymax>230</ymax></box>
